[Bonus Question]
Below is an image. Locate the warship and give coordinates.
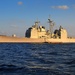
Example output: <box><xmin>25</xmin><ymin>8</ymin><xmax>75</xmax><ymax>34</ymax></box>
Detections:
<box><xmin>0</xmin><ymin>18</ymin><xmax>75</xmax><ymax>43</ymax></box>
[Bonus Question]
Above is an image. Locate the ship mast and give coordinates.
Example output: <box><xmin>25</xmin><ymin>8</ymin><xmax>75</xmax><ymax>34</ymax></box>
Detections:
<box><xmin>35</xmin><ymin>19</ymin><xmax>40</xmax><ymax>28</ymax></box>
<box><xmin>48</xmin><ymin>18</ymin><xmax>55</xmax><ymax>37</ymax></box>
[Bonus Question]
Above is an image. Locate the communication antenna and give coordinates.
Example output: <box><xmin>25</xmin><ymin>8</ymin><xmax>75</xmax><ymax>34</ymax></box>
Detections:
<box><xmin>48</xmin><ymin>16</ymin><xmax>55</xmax><ymax>37</ymax></box>
<box><xmin>35</xmin><ymin>18</ymin><xmax>40</xmax><ymax>28</ymax></box>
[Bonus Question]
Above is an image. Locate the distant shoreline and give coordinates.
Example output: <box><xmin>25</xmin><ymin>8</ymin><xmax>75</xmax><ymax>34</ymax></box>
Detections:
<box><xmin>0</xmin><ymin>35</ymin><xmax>75</xmax><ymax>43</ymax></box>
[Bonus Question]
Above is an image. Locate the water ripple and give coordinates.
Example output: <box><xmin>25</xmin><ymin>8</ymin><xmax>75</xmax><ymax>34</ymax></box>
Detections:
<box><xmin>0</xmin><ymin>43</ymin><xmax>75</xmax><ymax>75</ymax></box>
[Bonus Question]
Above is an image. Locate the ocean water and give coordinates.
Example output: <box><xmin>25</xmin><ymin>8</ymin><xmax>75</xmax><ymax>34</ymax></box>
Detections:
<box><xmin>0</xmin><ymin>43</ymin><xmax>75</xmax><ymax>75</ymax></box>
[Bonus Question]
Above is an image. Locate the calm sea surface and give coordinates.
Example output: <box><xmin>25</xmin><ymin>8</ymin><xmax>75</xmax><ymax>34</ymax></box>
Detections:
<box><xmin>0</xmin><ymin>43</ymin><xmax>75</xmax><ymax>75</ymax></box>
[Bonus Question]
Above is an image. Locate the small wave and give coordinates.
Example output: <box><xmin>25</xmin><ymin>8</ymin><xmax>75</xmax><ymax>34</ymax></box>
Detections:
<box><xmin>0</xmin><ymin>64</ymin><xmax>25</xmax><ymax>71</ymax></box>
<box><xmin>63</xmin><ymin>59</ymin><xmax>75</xmax><ymax>65</ymax></box>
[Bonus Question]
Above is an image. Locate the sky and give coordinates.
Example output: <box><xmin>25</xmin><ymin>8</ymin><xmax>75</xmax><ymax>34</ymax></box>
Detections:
<box><xmin>0</xmin><ymin>0</ymin><xmax>75</xmax><ymax>37</ymax></box>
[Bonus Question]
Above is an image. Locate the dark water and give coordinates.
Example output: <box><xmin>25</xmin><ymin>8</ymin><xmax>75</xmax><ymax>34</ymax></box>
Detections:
<box><xmin>0</xmin><ymin>43</ymin><xmax>75</xmax><ymax>75</ymax></box>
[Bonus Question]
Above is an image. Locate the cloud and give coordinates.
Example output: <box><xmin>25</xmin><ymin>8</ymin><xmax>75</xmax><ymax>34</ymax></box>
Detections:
<box><xmin>18</xmin><ymin>1</ymin><xmax>23</xmax><ymax>5</ymax></box>
<box><xmin>73</xmin><ymin>5</ymin><xmax>75</xmax><ymax>8</ymax></box>
<box><xmin>51</xmin><ymin>5</ymin><xmax>69</xmax><ymax>10</ymax></box>
<box><xmin>0</xmin><ymin>30</ymin><xmax>6</xmax><ymax>35</ymax></box>
<box><xmin>10</xmin><ymin>25</ymin><xmax>18</xmax><ymax>28</ymax></box>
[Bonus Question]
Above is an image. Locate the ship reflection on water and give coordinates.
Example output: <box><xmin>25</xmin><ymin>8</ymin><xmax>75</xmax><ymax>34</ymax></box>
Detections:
<box><xmin>0</xmin><ymin>43</ymin><xmax>75</xmax><ymax>75</ymax></box>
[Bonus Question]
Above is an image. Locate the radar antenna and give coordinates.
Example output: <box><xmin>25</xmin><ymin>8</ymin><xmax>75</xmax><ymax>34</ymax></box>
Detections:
<box><xmin>35</xmin><ymin>18</ymin><xmax>40</xmax><ymax>28</ymax></box>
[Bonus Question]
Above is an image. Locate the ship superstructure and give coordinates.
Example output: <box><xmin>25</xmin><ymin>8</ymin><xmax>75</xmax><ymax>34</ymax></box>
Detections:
<box><xmin>25</xmin><ymin>18</ymin><xmax>67</xmax><ymax>39</ymax></box>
